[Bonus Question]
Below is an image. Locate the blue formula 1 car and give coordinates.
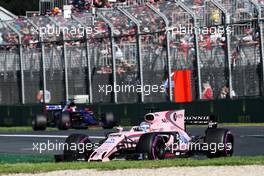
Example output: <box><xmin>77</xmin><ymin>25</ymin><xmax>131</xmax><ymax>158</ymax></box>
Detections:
<box><xmin>32</xmin><ymin>101</ymin><xmax>117</xmax><ymax>131</ymax></box>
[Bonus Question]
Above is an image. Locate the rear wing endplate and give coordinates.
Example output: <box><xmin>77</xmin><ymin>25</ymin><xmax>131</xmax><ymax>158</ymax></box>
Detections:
<box><xmin>45</xmin><ymin>105</ymin><xmax>63</xmax><ymax>111</ymax></box>
<box><xmin>184</xmin><ymin>115</ymin><xmax>217</xmax><ymax>128</ymax></box>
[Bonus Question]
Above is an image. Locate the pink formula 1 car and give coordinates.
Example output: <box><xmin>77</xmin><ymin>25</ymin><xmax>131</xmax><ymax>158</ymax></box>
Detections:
<box><xmin>56</xmin><ymin>110</ymin><xmax>234</xmax><ymax>162</ymax></box>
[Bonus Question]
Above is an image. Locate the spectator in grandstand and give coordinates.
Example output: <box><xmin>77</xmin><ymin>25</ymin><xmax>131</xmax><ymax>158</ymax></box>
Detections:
<box><xmin>96</xmin><ymin>65</ymin><xmax>112</xmax><ymax>74</ymax></box>
<box><xmin>252</xmin><ymin>29</ymin><xmax>260</xmax><ymax>41</ymax></box>
<box><xmin>121</xmin><ymin>59</ymin><xmax>135</xmax><ymax>73</ymax></box>
<box><xmin>71</xmin><ymin>0</ymin><xmax>89</xmax><ymax>11</ymax></box>
<box><xmin>0</xmin><ymin>32</ymin><xmax>5</xmax><ymax>45</ymax></box>
<box><xmin>241</xmin><ymin>28</ymin><xmax>253</xmax><ymax>42</ymax></box>
<box><xmin>219</xmin><ymin>86</ymin><xmax>229</xmax><ymax>99</ymax></box>
<box><xmin>179</xmin><ymin>36</ymin><xmax>189</xmax><ymax>63</ymax></box>
<box><xmin>117</xmin><ymin>66</ymin><xmax>126</xmax><ymax>75</ymax></box>
<box><xmin>219</xmin><ymin>86</ymin><xmax>236</xmax><ymax>99</ymax></box>
<box><xmin>115</xmin><ymin>45</ymin><xmax>124</xmax><ymax>62</ymax></box>
<box><xmin>47</xmin><ymin>7</ymin><xmax>62</xmax><ymax>16</ymax></box>
<box><xmin>5</xmin><ymin>32</ymin><xmax>18</xmax><ymax>45</ymax></box>
<box><xmin>70</xmin><ymin>0</ymin><xmax>110</xmax><ymax>11</ymax></box>
<box><xmin>71</xmin><ymin>0</ymin><xmax>85</xmax><ymax>9</ymax></box>
<box><xmin>36</xmin><ymin>90</ymin><xmax>51</xmax><ymax>103</ymax></box>
<box><xmin>210</xmin><ymin>31</ymin><xmax>225</xmax><ymax>44</ymax></box>
<box><xmin>199</xmin><ymin>34</ymin><xmax>212</xmax><ymax>60</ymax></box>
<box><xmin>194</xmin><ymin>0</ymin><xmax>202</xmax><ymax>5</ymax></box>
<box><xmin>211</xmin><ymin>9</ymin><xmax>221</xmax><ymax>23</ymax></box>
<box><xmin>95</xmin><ymin>0</ymin><xmax>110</xmax><ymax>8</ymax></box>
<box><xmin>70</xmin><ymin>0</ymin><xmax>160</xmax><ymax>11</ymax></box>
<box><xmin>231</xmin><ymin>51</ymin><xmax>238</xmax><ymax>67</ymax></box>
<box><xmin>260</xmin><ymin>0</ymin><xmax>264</xmax><ymax>5</ymax></box>
<box><xmin>202</xmin><ymin>82</ymin><xmax>213</xmax><ymax>100</ymax></box>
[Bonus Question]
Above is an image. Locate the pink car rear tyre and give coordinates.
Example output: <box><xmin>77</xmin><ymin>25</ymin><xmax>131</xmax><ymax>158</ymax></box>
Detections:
<box><xmin>204</xmin><ymin>128</ymin><xmax>234</xmax><ymax>158</ymax></box>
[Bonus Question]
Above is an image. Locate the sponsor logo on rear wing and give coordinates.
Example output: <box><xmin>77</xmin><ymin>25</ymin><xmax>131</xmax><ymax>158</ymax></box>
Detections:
<box><xmin>45</xmin><ymin>105</ymin><xmax>63</xmax><ymax>111</ymax></box>
<box><xmin>184</xmin><ymin>115</ymin><xmax>216</xmax><ymax>125</ymax></box>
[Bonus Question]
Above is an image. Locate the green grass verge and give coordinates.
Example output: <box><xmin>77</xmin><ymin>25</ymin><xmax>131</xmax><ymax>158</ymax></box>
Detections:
<box><xmin>0</xmin><ymin>127</ymin><xmax>57</xmax><ymax>133</ymax></box>
<box><xmin>0</xmin><ymin>126</ymin><xmax>104</xmax><ymax>133</ymax></box>
<box><xmin>0</xmin><ymin>154</ymin><xmax>54</xmax><ymax>164</ymax></box>
<box><xmin>0</xmin><ymin>156</ymin><xmax>264</xmax><ymax>174</ymax></box>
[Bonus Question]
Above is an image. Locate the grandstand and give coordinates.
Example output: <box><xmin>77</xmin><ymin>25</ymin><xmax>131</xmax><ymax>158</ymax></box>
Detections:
<box><xmin>39</xmin><ymin>0</ymin><xmax>68</xmax><ymax>15</ymax></box>
<box><xmin>0</xmin><ymin>0</ymin><xmax>263</xmax><ymax>105</ymax></box>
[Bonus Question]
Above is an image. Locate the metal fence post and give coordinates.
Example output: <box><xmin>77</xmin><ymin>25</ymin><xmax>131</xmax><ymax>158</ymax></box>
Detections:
<box><xmin>84</xmin><ymin>31</ymin><xmax>93</xmax><ymax>104</ymax></box>
<box><xmin>193</xmin><ymin>24</ymin><xmax>202</xmax><ymax>99</ymax></box>
<box><xmin>40</xmin><ymin>36</ymin><xmax>47</xmax><ymax>104</ymax></box>
<box><xmin>148</xmin><ymin>4</ymin><xmax>173</xmax><ymax>102</ymax></box>
<box><xmin>249</xmin><ymin>0</ymin><xmax>264</xmax><ymax>96</ymax></box>
<box><xmin>119</xmin><ymin>7</ymin><xmax>144</xmax><ymax>103</ymax></box>
<box><xmin>72</xmin><ymin>15</ymin><xmax>93</xmax><ymax>104</ymax></box>
<box><xmin>5</xmin><ymin>22</ymin><xmax>25</xmax><ymax>104</ymax></box>
<box><xmin>224</xmin><ymin>14</ymin><xmax>233</xmax><ymax>99</ymax></box>
<box><xmin>98</xmin><ymin>13</ymin><xmax>117</xmax><ymax>103</ymax></box>
<box><xmin>211</xmin><ymin>0</ymin><xmax>233</xmax><ymax>99</ymax></box>
<box><xmin>193</xmin><ymin>23</ymin><xmax>202</xmax><ymax>99</ymax></box>
<box><xmin>48</xmin><ymin>16</ymin><xmax>69</xmax><ymax>101</ymax></box>
<box><xmin>62</xmin><ymin>32</ymin><xmax>69</xmax><ymax>101</ymax></box>
<box><xmin>259</xmin><ymin>19</ymin><xmax>264</xmax><ymax>96</ymax></box>
<box><xmin>27</xmin><ymin>17</ymin><xmax>48</xmax><ymax>103</ymax></box>
<box><xmin>136</xmin><ymin>26</ymin><xmax>144</xmax><ymax>103</ymax></box>
<box><xmin>19</xmin><ymin>37</ymin><xmax>25</xmax><ymax>104</ymax></box>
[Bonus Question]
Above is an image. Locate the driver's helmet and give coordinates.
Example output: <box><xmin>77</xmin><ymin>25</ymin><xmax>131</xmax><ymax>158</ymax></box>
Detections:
<box><xmin>68</xmin><ymin>101</ymin><xmax>77</xmax><ymax>112</ymax></box>
<box><xmin>139</xmin><ymin>122</ymin><xmax>150</xmax><ymax>132</ymax></box>
<box><xmin>69</xmin><ymin>102</ymin><xmax>76</xmax><ymax>107</ymax></box>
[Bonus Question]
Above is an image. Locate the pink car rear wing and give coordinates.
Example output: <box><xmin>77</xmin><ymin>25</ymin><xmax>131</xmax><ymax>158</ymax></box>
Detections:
<box><xmin>184</xmin><ymin>115</ymin><xmax>217</xmax><ymax>126</ymax></box>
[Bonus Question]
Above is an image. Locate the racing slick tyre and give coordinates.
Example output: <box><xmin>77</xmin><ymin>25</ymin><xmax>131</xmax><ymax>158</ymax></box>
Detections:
<box><xmin>136</xmin><ymin>133</ymin><xmax>166</xmax><ymax>160</ymax></box>
<box><xmin>63</xmin><ymin>134</ymin><xmax>93</xmax><ymax>161</ymax></box>
<box><xmin>204</xmin><ymin>128</ymin><xmax>234</xmax><ymax>158</ymax></box>
<box><xmin>32</xmin><ymin>114</ymin><xmax>47</xmax><ymax>131</ymax></box>
<box><xmin>101</xmin><ymin>112</ymin><xmax>116</xmax><ymax>129</ymax></box>
<box><xmin>57</xmin><ymin>112</ymin><xmax>71</xmax><ymax>130</ymax></box>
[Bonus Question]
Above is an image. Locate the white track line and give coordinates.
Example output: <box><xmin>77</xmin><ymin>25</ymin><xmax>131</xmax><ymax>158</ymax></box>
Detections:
<box><xmin>0</xmin><ymin>134</ymin><xmax>105</xmax><ymax>139</ymax></box>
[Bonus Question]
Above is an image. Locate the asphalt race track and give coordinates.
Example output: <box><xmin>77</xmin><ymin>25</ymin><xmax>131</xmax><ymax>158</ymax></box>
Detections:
<box><xmin>0</xmin><ymin>126</ymin><xmax>263</xmax><ymax>156</ymax></box>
